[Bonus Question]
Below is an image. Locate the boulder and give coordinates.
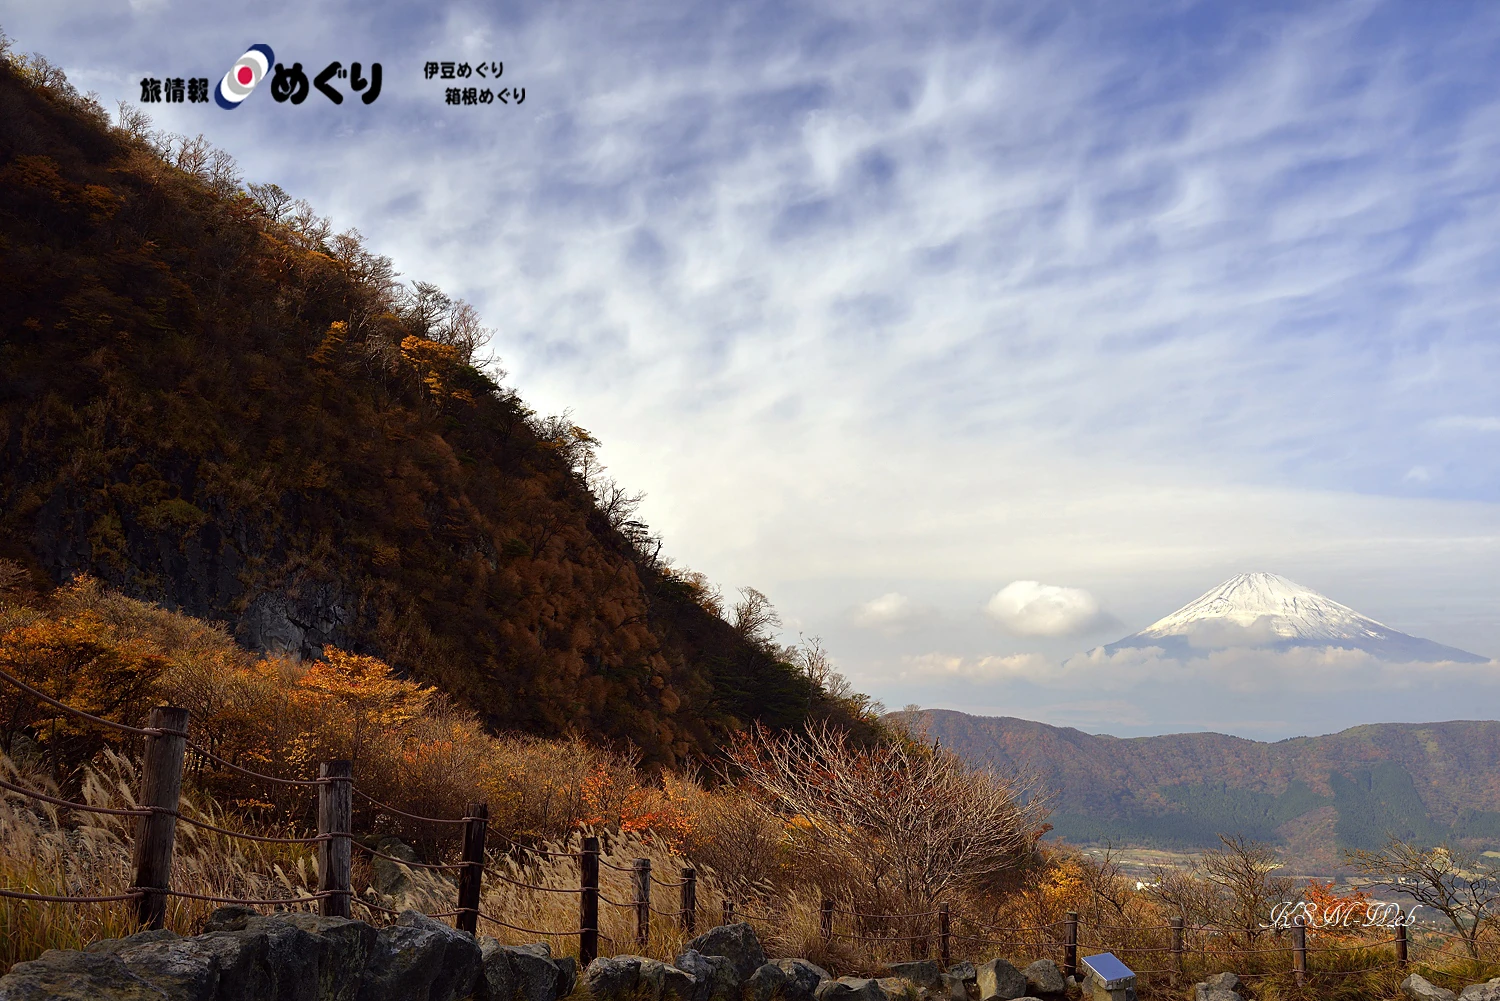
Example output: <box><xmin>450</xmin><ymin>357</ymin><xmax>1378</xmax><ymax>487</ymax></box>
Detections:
<box><xmin>816</xmin><ymin>977</ymin><xmax>890</xmax><ymax>1001</ymax></box>
<box><xmin>940</xmin><ymin>962</ymin><xmax>976</xmax><ymax>1001</ymax></box>
<box><xmin>1021</xmin><ymin>961</ymin><xmax>1064</xmax><ymax>998</ymax></box>
<box><xmin>681</xmin><ymin>923</ymin><xmax>767</xmax><ymax>981</ymax></box>
<box><xmin>1402</xmin><ymin>975</ymin><xmax>1458</xmax><ymax>1001</ymax></box>
<box><xmin>90</xmin><ymin>933</ymin><xmax>218</xmax><ymax>1001</ymax></box>
<box><xmin>247</xmin><ymin>911</ymin><xmax>379</xmax><ymax>1001</ymax></box>
<box><xmin>975</xmin><ymin>960</ymin><xmax>1027</xmax><ymax>1001</ymax></box>
<box><xmin>0</xmin><ymin>950</ymin><xmax>167</xmax><ymax>1001</ymax></box>
<box><xmin>491</xmin><ymin>942</ymin><xmax>567</xmax><ymax>1001</ymax></box>
<box><xmin>876</xmin><ymin>977</ymin><xmax>918</xmax><ymax>1000</ymax></box>
<box><xmin>202</xmin><ymin>906</ymin><xmax>260</xmax><ymax>933</ymax></box>
<box><xmin>1193</xmin><ymin>971</ymin><xmax>1245</xmax><ymax>1001</ymax></box>
<box><xmin>477</xmin><ymin>938</ymin><xmax>518</xmax><ymax>1001</ymax></box>
<box><xmin>357</xmin><ymin>910</ymin><xmax>481</xmax><ymax>1001</ymax></box>
<box><xmin>556</xmin><ymin>956</ymin><xmax>578</xmax><ymax>998</ymax></box>
<box><xmin>1460</xmin><ymin>984</ymin><xmax>1500</xmax><ymax>1001</ymax></box>
<box><xmin>366</xmin><ymin>837</ymin><xmax>420</xmax><ymax>898</ymax></box>
<box><xmin>885</xmin><ymin>962</ymin><xmax>943</xmax><ymax>992</ymax></box>
<box><xmin>775</xmin><ymin>958</ymin><xmax>833</xmax><ymax>1001</ymax></box>
<box><xmin>675</xmin><ymin>949</ymin><xmax>741</xmax><ymax>1001</ymax></box>
<box><xmin>748</xmin><ymin>963</ymin><xmax>789</xmax><ymax>1001</ymax></box>
<box><xmin>195</xmin><ymin>930</ymin><xmax>277</xmax><ymax>1001</ymax></box>
<box><xmin>583</xmin><ymin>955</ymin><xmax>644</xmax><ymax>1000</ymax></box>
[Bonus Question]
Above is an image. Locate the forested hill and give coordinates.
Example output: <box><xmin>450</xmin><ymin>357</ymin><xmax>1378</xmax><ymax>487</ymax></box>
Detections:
<box><xmin>919</xmin><ymin>709</ymin><xmax>1500</xmax><ymax>864</ymax></box>
<box><xmin>0</xmin><ymin>54</ymin><xmax>875</xmax><ymax>766</ymax></box>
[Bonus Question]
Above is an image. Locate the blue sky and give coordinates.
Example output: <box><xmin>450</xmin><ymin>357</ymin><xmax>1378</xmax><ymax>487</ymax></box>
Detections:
<box><xmin>9</xmin><ymin>0</ymin><xmax>1500</xmax><ymax>739</ymax></box>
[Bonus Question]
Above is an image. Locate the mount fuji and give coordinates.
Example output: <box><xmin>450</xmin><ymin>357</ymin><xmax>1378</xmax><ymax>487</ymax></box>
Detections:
<box><xmin>1102</xmin><ymin>571</ymin><xmax>1488</xmax><ymax>663</ymax></box>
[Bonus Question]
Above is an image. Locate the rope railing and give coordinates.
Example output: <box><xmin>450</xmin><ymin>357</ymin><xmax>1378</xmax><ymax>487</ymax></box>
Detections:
<box><xmin>476</xmin><ymin>911</ymin><xmax>578</xmax><ymax>938</ymax></box>
<box><xmin>354</xmin><ymin>842</ymin><xmax>472</xmax><ymax>871</ymax></box>
<box><xmin>187</xmin><ymin>743</ymin><xmax>332</xmax><ymax>787</ymax></box>
<box><xmin>352</xmin><ymin>787</ymin><xmax>472</xmax><ymax>825</ymax></box>
<box><xmin>0</xmin><ymin>773</ymin><xmax>151</xmax><ymax>817</ymax></box>
<box><xmin>0</xmin><ymin>665</ymin><xmax>186</xmax><ymax>740</ymax></box>
<box><xmin>0</xmin><ymin>887</ymin><xmax>144</xmax><ymax>903</ymax></box>
<box><xmin>482</xmin><ymin>865</ymin><xmax>587</xmax><ymax>893</ymax></box>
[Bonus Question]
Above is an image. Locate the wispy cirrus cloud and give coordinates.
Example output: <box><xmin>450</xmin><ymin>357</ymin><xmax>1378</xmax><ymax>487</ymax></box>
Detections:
<box><xmin>10</xmin><ymin>0</ymin><xmax>1500</xmax><ymax>738</ymax></box>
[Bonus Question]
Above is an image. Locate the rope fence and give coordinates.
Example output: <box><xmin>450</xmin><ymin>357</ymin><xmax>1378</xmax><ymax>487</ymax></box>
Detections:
<box><xmin>5</xmin><ymin>672</ymin><xmax>1500</xmax><ymax>983</ymax></box>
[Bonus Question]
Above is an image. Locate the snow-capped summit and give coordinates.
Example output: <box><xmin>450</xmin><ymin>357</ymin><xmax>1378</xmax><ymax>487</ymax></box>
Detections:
<box><xmin>1104</xmin><ymin>571</ymin><xmax>1487</xmax><ymax>663</ymax></box>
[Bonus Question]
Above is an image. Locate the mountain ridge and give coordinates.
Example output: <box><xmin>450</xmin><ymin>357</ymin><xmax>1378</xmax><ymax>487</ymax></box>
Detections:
<box><xmin>919</xmin><ymin>708</ymin><xmax>1500</xmax><ymax>864</ymax></box>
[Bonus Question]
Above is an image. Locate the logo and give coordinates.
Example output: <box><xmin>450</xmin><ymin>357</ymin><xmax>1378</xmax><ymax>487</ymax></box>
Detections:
<box><xmin>214</xmin><ymin>45</ymin><xmax>274</xmax><ymax>109</ymax></box>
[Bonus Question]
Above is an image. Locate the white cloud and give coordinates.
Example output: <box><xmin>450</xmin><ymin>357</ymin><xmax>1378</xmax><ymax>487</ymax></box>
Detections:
<box><xmin>900</xmin><ymin>651</ymin><xmax>1056</xmax><ymax>682</ymax></box>
<box><xmin>851</xmin><ymin>592</ymin><xmax>934</xmax><ymax>632</ymax></box>
<box><xmin>985</xmin><ymin>581</ymin><xmax>1111</xmax><ymax>637</ymax></box>
<box><xmin>1404</xmin><ymin>466</ymin><xmax>1432</xmax><ymax>482</ymax></box>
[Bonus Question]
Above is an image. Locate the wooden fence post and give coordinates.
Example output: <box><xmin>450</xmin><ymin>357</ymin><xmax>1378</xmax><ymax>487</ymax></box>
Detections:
<box><xmin>939</xmin><ymin>902</ymin><xmax>951</xmax><ymax>968</ymax></box>
<box><xmin>1170</xmin><ymin>916</ymin><xmax>1184</xmax><ymax>974</ymax></box>
<box><xmin>580</xmin><ymin>836</ymin><xmax>600</xmax><ymax>968</ymax></box>
<box><xmin>456</xmin><ymin>802</ymin><xmax>488</xmax><ymax>935</ymax></box>
<box><xmin>821</xmin><ymin>899</ymin><xmax>834</xmax><ymax>943</ymax></box>
<box><xmin>1063</xmin><ymin>911</ymin><xmax>1079</xmax><ymax>981</ymax></box>
<box><xmin>1292</xmin><ymin>915</ymin><xmax>1307</xmax><ymax>986</ymax></box>
<box><xmin>633</xmin><ymin>858</ymin><xmax>651</xmax><ymax>951</ymax></box>
<box><xmin>131</xmin><ymin>706</ymin><xmax>190</xmax><ymax>930</ymax></box>
<box><xmin>317</xmin><ymin>760</ymin><xmax>352</xmax><ymax>919</ymax></box>
<box><xmin>681</xmin><ymin>868</ymin><xmax>697</xmax><ymax>934</ymax></box>
<box><xmin>723</xmin><ymin>899</ymin><xmax>735</xmax><ymax>925</ymax></box>
<box><xmin>1396</xmin><ymin>915</ymin><xmax>1408</xmax><ymax>969</ymax></box>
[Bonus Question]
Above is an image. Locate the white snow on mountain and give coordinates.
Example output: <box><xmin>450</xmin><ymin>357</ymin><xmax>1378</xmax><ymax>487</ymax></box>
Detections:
<box><xmin>1105</xmin><ymin>571</ymin><xmax>1487</xmax><ymax>663</ymax></box>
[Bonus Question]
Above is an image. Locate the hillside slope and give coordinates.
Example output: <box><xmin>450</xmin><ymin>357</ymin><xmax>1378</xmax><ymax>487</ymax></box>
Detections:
<box><xmin>920</xmin><ymin>709</ymin><xmax>1500</xmax><ymax>861</ymax></box>
<box><xmin>0</xmin><ymin>56</ymin><xmax>871</xmax><ymax>765</ymax></box>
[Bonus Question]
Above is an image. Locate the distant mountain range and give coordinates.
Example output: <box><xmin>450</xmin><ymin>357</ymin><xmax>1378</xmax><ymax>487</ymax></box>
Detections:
<box><xmin>914</xmin><ymin>573</ymin><xmax>1496</xmax><ymax>867</ymax></box>
<box><xmin>919</xmin><ymin>710</ymin><xmax>1500</xmax><ymax>868</ymax></box>
<box><xmin>1104</xmin><ymin>571</ymin><xmax>1488</xmax><ymax>663</ymax></box>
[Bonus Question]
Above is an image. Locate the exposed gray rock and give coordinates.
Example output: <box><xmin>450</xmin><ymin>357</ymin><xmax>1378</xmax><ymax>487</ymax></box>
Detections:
<box><xmin>357</xmin><ymin>910</ymin><xmax>480</xmax><ymax>1001</ymax></box>
<box><xmin>885</xmin><ymin>962</ymin><xmax>943</xmax><ymax>991</ymax></box>
<box><xmin>583</xmin><ymin>955</ymin><xmax>644</xmax><ymax>999</ymax></box>
<box><xmin>1191</xmin><ymin>971</ymin><xmax>1245</xmax><ymax>1001</ymax></box>
<box><xmin>816</xmin><ymin>977</ymin><xmax>890</xmax><ymax>1001</ymax></box>
<box><xmin>681</xmin><ymin>923</ymin><xmax>767</xmax><ymax>981</ymax></box>
<box><xmin>0</xmin><ymin>950</ymin><xmax>167</xmax><ymax>1001</ymax></box>
<box><xmin>95</xmin><ymin>934</ymin><xmax>217</xmax><ymax>1001</ymax></box>
<box><xmin>84</xmin><ymin>930</ymin><xmax>181</xmax><ymax>956</ymax></box>
<box><xmin>1459</xmin><ymin>983</ymin><xmax>1500</xmax><ymax>1001</ymax></box>
<box><xmin>248</xmin><ymin>911</ymin><xmax>379</xmax><ymax>1001</ymax></box>
<box><xmin>193</xmin><ymin>930</ymin><xmax>276</xmax><ymax>1001</ymax></box>
<box><xmin>478</xmin><ymin>938</ymin><xmax>518</xmax><ymax>1001</ymax></box>
<box><xmin>659</xmin><ymin>962</ymin><xmax>697</xmax><ymax>1000</ymax></box>
<box><xmin>1021</xmin><ymin>960</ymin><xmax>1064</xmax><ymax>997</ymax></box>
<box><xmin>975</xmin><ymin>959</ymin><xmax>1027</xmax><ymax>1001</ymax></box>
<box><xmin>675</xmin><ymin>949</ymin><xmax>741</xmax><ymax>1001</ymax></box>
<box><xmin>556</xmin><ymin>956</ymin><xmax>578</xmax><ymax>998</ymax></box>
<box><xmin>775</xmin><ymin>958</ymin><xmax>833</xmax><ymax>1001</ymax></box>
<box><xmin>366</xmin><ymin>838</ymin><xmax>419</xmax><ymax>898</ymax></box>
<box><xmin>201</xmin><ymin>906</ymin><xmax>260</xmax><ymax>933</ymax></box>
<box><xmin>877</xmin><ymin>977</ymin><xmax>917</xmax><ymax>1000</ymax></box>
<box><xmin>1402</xmin><ymin>975</ymin><xmax>1458</xmax><ymax>1001</ymax></box>
<box><xmin>489</xmin><ymin>942</ymin><xmax>567</xmax><ymax>1001</ymax></box>
<box><xmin>748</xmin><ymin>962</ymin><xmax>789</xmax><ymax>1001</ymax></box>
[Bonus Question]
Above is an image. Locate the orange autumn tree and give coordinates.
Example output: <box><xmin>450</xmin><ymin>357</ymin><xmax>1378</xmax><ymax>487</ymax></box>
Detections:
<box><xmin>0</xmin><ymin>578</ymin><xmax>165</xmax><ymax>780</ymax></box>
<box><xmin>294</xmin><ymin>647</ymin><xmax>434</xmax><ymax>762</ymax></box>
<box><xmin>1302</xmin><ymin>879</ymin><xmax>1373</xmax><ymax>939</ymax></box>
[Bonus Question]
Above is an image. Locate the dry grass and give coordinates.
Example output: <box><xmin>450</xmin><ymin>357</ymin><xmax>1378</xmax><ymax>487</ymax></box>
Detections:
<box><xmin>0</xmin><ymin>750</ymin><xmax>321</xmax><ymax>969</ymax></box>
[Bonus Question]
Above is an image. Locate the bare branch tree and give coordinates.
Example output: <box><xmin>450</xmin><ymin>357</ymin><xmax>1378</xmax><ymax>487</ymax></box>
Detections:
<box><xmin>1346</xmin><ymin>839</ymin><xmax>1500</xmax><ymax>959</ymax></box>
<box><xmin>731</xmin><ymin>587</ymin><xmax>781</xmax><ymax>646</ymax></box>
<box><xmin>727</xmin><ymin>722</ymin><xmax>1049</xmax><ymax>912</ymax></box>
<box><xmin>1199</xmin><ymin>834</ymin><xmax>1298</xmax><ymax>942</ymax></box>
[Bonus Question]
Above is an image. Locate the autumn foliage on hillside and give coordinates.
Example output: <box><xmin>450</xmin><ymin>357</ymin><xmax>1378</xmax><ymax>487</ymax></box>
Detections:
<box><xmin>0</xmin><ymin>42</ymin><xmax>879</xmax><ymax>766</ymax></box>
